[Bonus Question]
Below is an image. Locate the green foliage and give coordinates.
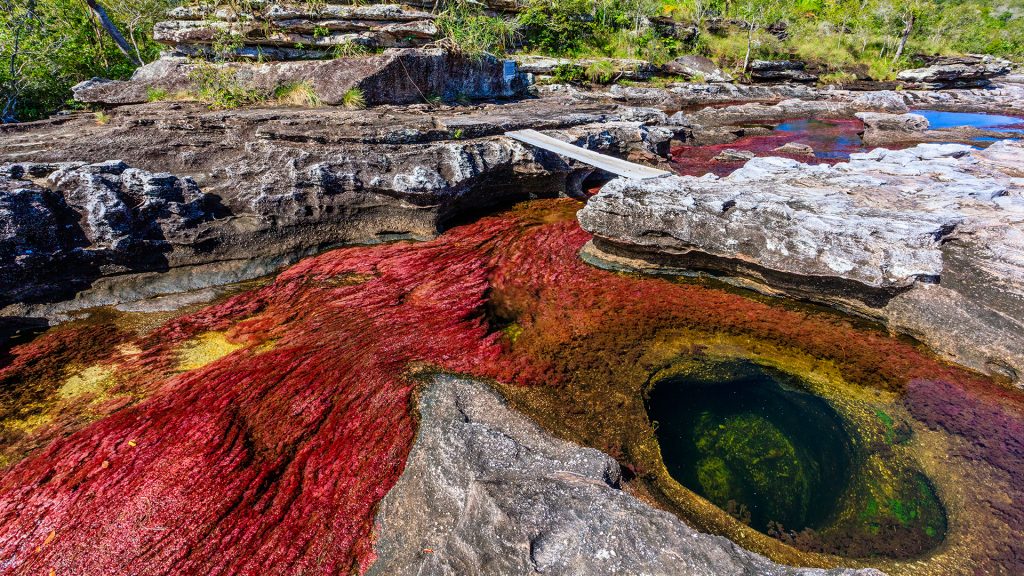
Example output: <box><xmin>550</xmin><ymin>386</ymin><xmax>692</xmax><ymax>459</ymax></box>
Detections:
<box><xmin>146</xmin><ymin>86</ymin><xmax>169</xmax><ymax>101</ymax></box>
<box><xmin>187</xmin><ymin>61</ymin><xmax>265</xmax><ymax>109</ymax></box>
<box><xmin>1</xmin><ymin>0</ymin><xmax>176</xmax><ymax>122</ymax></box>
<box><xmin>551</xmin><ymin>63</ymin><xmax>587</xmax><ymax>83</ymax></box>
<box><xmin>436</xmin><ymin>0</ymin><xmax>520</xmax><ymax>58</ymax></box>
<box><xmin>273</xmin><ymin>81</ymin><xmax>322</xmax><ymax>108</ymax></box>
<box><xmin>585</xmin><ymin>59</ymin><xmax>618</xmax><ymax>83</ymax></box>
<box><xmin>333</xmin><ymin>40</ymin><xmax>370</xmax><ymax>58</ymax></box>
<box><xmin>341</xmin><ymin>87</ymin><xmax>366</xmax><ymax>109</ymax></box>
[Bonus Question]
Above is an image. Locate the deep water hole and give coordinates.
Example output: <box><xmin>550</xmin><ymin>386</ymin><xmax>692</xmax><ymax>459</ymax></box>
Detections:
<box><xmin>648</xmin><ymin>360</ymin><xmax>853</xmax><ymax>533</ymax></box>
<box><xmin>646</xmin><ymin>358</ymin><xmax>948</xmax><ymax>560</ymax></box>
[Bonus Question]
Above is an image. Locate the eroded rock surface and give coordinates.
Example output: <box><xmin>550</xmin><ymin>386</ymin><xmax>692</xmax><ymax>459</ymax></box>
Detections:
<box><xmin>74</xmin><ymin>49</ymin><xmax>527</xmax><ymax>106</ymax></box>
<box><xmin>0</xmin><ymin>98</ymin><xmax>671</xmax><ymax>313</ymax></box>
<box><xmin>897</xmin><ymin>54</ymin><xmax>1013</xmax><ymax>88</ymax></box>
<box><xmin>579</xmin><ymin>141</ymin><xmax>1024</xmax><ymax>384</ymax></box>
<box><xmin>370</xmin><ymin>374</ymin><xmax>881</xmax><ymax>576</ymax></box>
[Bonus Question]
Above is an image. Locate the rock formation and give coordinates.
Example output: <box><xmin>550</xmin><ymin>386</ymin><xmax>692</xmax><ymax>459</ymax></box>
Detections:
<box><xmin>0</xmin><ymin>98</ymin><xmax>674</xmax><ymax>313</ymax></box>
<box><xmin>579</xmin><ymin>141</ymin><xmax>1024</xmax><ymax>385</ymax></box>
<box><xmin>369</xmin><ymin>374</ymin><xmax>882</xmax><ymax>576</ymax></box>
<box><xmin>897</xmin><ymin>54</ymin><xmax>1013</xmax><ymax>88</ymax></box>
<box><xmin>662</xmin><ymin>55</ymin><xmax>733</xmax><ymax>83</ymax></box>
<box><xmin>74</xmin><ymin>48</ymin><xmax>528</xmax><ymax>107</ymax></box>
<box><xmin>155</xmin><ymin>3</ymin><xmax>440</xmax><ymax>58</ymax></box>
<box><xmin>749</xmin><ymin>60</ymin><xmax>818</xmax><ymax>83</ymax></box>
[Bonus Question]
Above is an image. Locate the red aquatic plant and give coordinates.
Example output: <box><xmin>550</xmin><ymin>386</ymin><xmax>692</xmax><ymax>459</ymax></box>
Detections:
<box><xmin>0</xmin><ymin>199</ymin><xmax>1019</xmax><ymax>574</ymax></box>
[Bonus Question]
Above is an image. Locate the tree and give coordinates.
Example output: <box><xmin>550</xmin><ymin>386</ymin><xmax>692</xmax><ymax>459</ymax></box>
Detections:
<box><xmin>736</xmin><ymin>0</ymin><xmax>781</xmax><ymax>72</ymax></box>
<box><xmin>83</xmin><ymin>0</ymin><xmax>141</xmax><ymax>66</ymax></box>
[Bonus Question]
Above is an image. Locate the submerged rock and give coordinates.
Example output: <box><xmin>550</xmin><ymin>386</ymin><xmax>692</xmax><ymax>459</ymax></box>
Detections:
<box><xmin>369</xmin><ymin>374</ymin><xmax>880</xmax><ymax>576</ymax></box>
<box><xmin>579</xmin><ymin>141</ymin><xmax>1024</xmax><ymax>384</ymax></box>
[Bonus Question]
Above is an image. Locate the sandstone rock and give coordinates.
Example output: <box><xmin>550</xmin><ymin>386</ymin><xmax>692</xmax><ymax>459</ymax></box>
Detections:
<box><xmin>662</xmin><ymin>55</ymin><xmax>733</xmax><ymax>83</ymax></box>
<box><xmin>73</xmin><ymin>49</ymin><xmax>529</xmax><ymax>107</ymax></box>
<box><xmin>749</xmin><ymin>60</ymin><xmax>817</xmax><ymax>83</ymax></box>
<box><xmin>0</xmin><ymin>162</ymin><xmax>217</xmax><ymax>305</ymax></box>
<box><xmin>897</xmin><ymin>54</ymin><xmax>1013</xmax><ymax>88</ymax></box>
<box><xmin>512</xmin><ymin>55</ymin><xmax>658</xmax><ymax>81</ymax></box>
<box><xmin>0</xmin><ymin>98</ymin><xmax>671</xmax><ymax>313</ymax></box>
<box><xmin>578</xmin><ymin>141</ymin><xmax>1024</xmax><ymax>384</ymax></box>
<box><xmin>369</xmin><ymin>374</ymin><xmax>882</xmax><ymax>576</ymax></box>
<box><xmin>773</xmin><ymin>142</ymin><xmax>815</xmax><ymax>155</ymax></box>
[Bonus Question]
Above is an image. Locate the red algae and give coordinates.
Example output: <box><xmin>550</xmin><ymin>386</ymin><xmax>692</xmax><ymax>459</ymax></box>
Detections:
<box><xmin>670</xmin><ymin>118</ymin><xmax>868</xmax><ymax>177</ymax></box>
<box><xmin>0</xmin><ymin>199</ymin><xmax>1020</xmax><ymax>574</ymax></box>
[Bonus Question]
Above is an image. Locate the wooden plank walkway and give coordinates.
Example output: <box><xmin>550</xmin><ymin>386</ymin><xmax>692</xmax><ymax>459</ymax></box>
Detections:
<box><xmin>505</xmin><ymin>129</ymin><xmax>672</xmax><ymax>180</ymax></box>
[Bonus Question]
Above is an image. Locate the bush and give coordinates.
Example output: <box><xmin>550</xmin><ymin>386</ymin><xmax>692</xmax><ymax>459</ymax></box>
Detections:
<box><xmin>341</xmin><ymin>87</ymin><xmax>366</xmax><ymax>109</ymax></box>
<box><xmin>585</xmin><ymin>59</ymin><xmax>618</xmax><ymax>83</ymax></box>
<box><xmin>187</xmin><ymin>62</ymin><xmax>265</xmax><ymax>109</ymax></box>
<box><xmin>436</xmin><ymin>0</ymin><xmax>520</xmax><ymax>58</ymax></box>
<box><xmin>273</xmin><ymin>81</ymin><xmax>323</xmax><ymax>108</ymax></box>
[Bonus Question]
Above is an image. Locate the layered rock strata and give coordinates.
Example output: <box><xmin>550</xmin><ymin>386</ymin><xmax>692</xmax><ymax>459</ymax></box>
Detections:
<box><xmin>896</xmin><ymin>54</ymin><xmax>1014</xmax><ymax>88</ymax></box>
<box><xmin>154</xmin><ymin>3</ymin><xmax>440</xmax><ymax>58</ymax></box>
<box><xmin>0</xmin><ymin>99</ymin><xmax>675</xmax><ymax>312</ymax></box>
<box><xmin>579</xmin><ymin>141</ymin><xmax>1024</xmax><ymax>385</ymax></box>
<box><xmin>369</xmin><ymin>374</ymin><xmax>881</xmax><ymax>576</ymax></box>
<box><xmin>73</xmin><ymin>48</ymin><xmax>528</xmax><ymax>107</ymax></box>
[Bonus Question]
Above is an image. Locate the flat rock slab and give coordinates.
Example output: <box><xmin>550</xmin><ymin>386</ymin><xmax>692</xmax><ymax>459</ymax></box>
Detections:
<box><xmin>579</xmin><ymin>140</ymin><xmax>1024</xmax><ymax>383</ymax></box>
<box><xmin>369</xmin><ymin>374</ymin><xmax>881</xmax><ymax>576</ymax></box>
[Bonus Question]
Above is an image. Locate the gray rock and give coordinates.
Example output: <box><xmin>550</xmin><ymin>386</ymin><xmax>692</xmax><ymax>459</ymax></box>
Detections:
<box><xmin>897</xmin><ymin>54</ymin><xmax>1013</xmax><ymax>88</ymax></box>
<box><xmin>369</xmin><ymin>374</ymin><xmax>882</xmax><ymax>576</ymax></box>
<box><xmin>513</xmin><ymin>55</ymin><xmax>658</xmax><ymax>81</ymax></box>
<box><xmin>73</xmin><ymin>49</ymin><xmax>529</xmax><ymax>106</ymax></box>
<box><xmin>662</xmin><ymin>55</ymin><xmax>733</xmax><ymax>83</ymax></box>
<box><xmin>0</xmin><ymin>97</ymin><xmax>672</xmax><ymax>314</ymax></box>
<box><xmin>713</xmin><ymin>148</ymin><xmax>756</xmax><ymax>161</ymax></box>
<box><xmin>772</xmin><ymin>142</ymin><xmax>815</xmax><ymax>156</ymax></box>
<box><xmin>749</xmin><ymin>60</ymin><xmax>817</xmax><ymax>83</ymax></box>
<box><xmin>578</xmin><ymin>141</ymin><xmax>1024</xmax><ymax>384</ymax></box>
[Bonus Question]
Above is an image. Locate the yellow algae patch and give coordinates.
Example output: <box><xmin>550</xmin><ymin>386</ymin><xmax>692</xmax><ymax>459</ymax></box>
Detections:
<box><xmin>58</xmin><ymin>365</ymin><xmax>118</xmax><ymax>399</ymax></box>
<box><xmin>175</xmin><ymin>331</ymin><xmax>245</xmax><ymax>372</ymax></box>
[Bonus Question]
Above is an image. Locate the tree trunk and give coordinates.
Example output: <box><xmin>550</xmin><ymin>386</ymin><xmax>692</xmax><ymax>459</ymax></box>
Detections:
<box><xmin>743</xmin><ymin>24</ymin><xmax>755</xmax><ymax>73</ymax></box>
<box><xmin>893</xmin><ymin>12</ymin><xmax>914</xmax><ymax>63</ymax></box>
<box><xmin>83</xmin><ymin>0</ymin><xmax>142</xmax><ymax>66</ymax></box>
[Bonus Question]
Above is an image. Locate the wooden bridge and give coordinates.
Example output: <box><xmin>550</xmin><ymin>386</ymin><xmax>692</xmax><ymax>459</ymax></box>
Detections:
<box><xmin>505</xmin><ymin>129</ymin><xmax>672</xmax><ymax>180</ymax></box>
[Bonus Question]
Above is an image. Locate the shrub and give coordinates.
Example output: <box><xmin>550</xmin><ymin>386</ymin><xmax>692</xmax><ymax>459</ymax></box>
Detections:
<box><xmin>273</xmin><ymin>81</ymin><xmax>323</xmax><ymax>108</ymax></box>
<box><xmin>585</xmin><ymin>59</ymin><xmax>618</xmax><ymax>83</ymax></box>
<box><xmin>436</xmin><ymin>0</ymin><xmax>520</xmax><ymax>59</ymax></box>
<box><xmin>146</xmin><ymin>87</ymin><xmax>169</xmax><ymax>102</ymax></box>
<box><xmin>341</xmin><ymin>87</ymin><xmax>366</xmax><ymax>109</ymax></box>
<box><xmin>187</xmin><ymin>61</ymin><xmax>265</xmax><ymax>109</ymax></box>
<box><xmin>333</xmin><ymin>41</ymin><xmax>371</xmax><ymax>58</ymax></box>
<box><xmin>551</xmin><ymin>63</ymin><xmax>587</xmax><ymax>84</ymax></box>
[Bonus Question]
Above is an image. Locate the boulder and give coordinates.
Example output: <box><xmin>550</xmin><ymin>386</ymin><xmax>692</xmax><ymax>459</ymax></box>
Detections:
<box><xmin>73</xmin><ymin>49</ymin><xmax>530</xmax><ymax>107</ymax></box>
<box><xmin>512</xmin><ymin>55</ymin><xmax>658</xmax><ymax>81</ymax></box>
<box><xmin>712</xmin><ymin>148</ymin><xmax>756</xmax><ymax>161</ymax></box>
<box><xmin>578</xmin><ymin>141</ymin><xmax>1024</xmax><ymax>384</ymax></box>
<box><xmin>773</xmin><ymin>142</ymin><xmax>815</xmax><ymax>155</ymax></box>
<box><xmin>897</xmin><ymin>54</ymin><xmax>1013</xmax><ymax>88</ymax></box>
<box><xmin>749</xmin><ymin>60</ymin><xmax>817</xmax><ymax>83</ymax></box>
<box><xmin>369</xmin><ymin>374</ymin><xmax>881</xmax><ymax>576</ymax></box>
<box><xmin>662</xmin><ymin>55</ymin><xmax>733</xmax><ymax>83</ymax></box>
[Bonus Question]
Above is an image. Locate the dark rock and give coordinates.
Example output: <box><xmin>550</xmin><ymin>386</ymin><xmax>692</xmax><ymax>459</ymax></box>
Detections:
<box><xmin>0</xmin><ymin>98</ymin><xmax>672</xmax><ymax>314</ymax></box>
<box><xmin>369</xmin><ymin>374</ymin><xmax>882</xmax><ymax>576</ymax></box>
<box><xmin>662</xmin><ymin>55</ymin><xmax>733</xmax><ymax>83</ymax></box>
<box><xmin>749</xmin><ymin>60</ymin><xmax>817</xmax><ymax>83</ymax></box>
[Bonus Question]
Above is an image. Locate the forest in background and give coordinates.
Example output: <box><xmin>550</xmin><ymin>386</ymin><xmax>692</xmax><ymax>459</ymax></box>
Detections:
<box><xmin>2</xmin><ymin>0</ymin><xmax>1022</xmax><ymax>122</ymax></box>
